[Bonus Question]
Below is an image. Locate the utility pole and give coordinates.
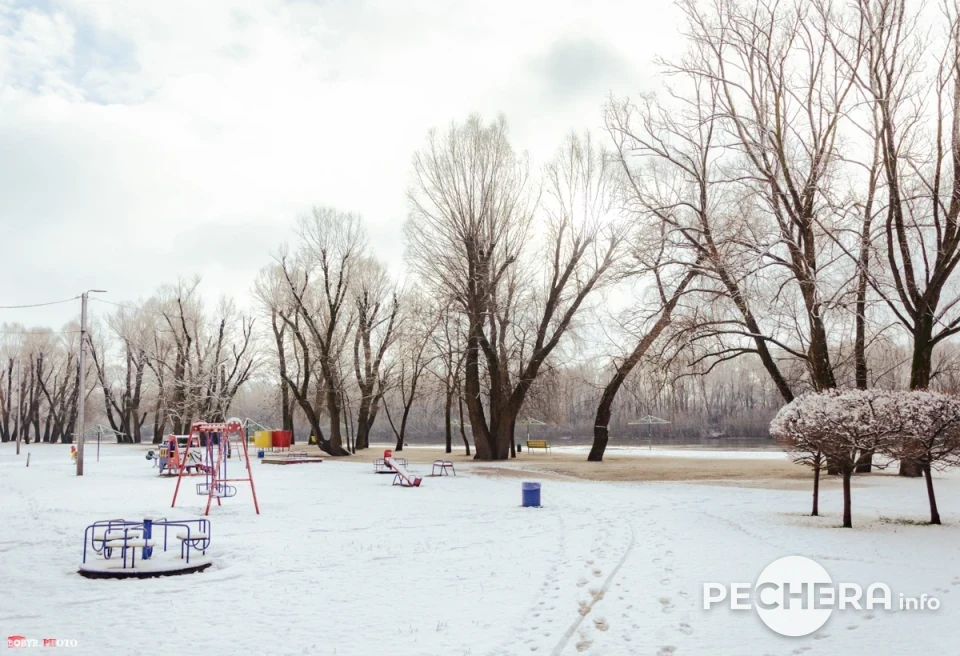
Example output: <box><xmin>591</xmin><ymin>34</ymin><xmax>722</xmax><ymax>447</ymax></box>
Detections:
<box><xmin>15</xmin><ymin>359</ymin><xmax>21</xmax><ymax>455</ymax></box>
<box><xmin>76</xmin><ymin>289</ymin><xmax>106</xmax><ymax>476</ymax></box>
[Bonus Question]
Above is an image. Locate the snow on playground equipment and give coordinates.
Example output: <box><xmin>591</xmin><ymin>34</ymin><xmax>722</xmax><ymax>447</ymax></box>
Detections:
<box><xmin>260</xmin><ymin>450</ymin><xmax>324</xmax><ymax>465</ymax></box>
<box><xmin>171</xmin><ymin>419</ymin><xmax>260</xmax><ymax>516</ymax></box>
<box><xmin>79</xmin><ymin>517</ymin><xmax>212</xmax><ymax>579</ymax></box>
<box><xmin>383</xmin><ymin>450</ymin><xmax>422</xmax><ymax>487</ymax></box>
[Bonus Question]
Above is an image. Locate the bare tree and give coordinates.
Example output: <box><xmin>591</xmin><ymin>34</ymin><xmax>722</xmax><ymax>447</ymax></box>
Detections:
<box><xmin>429</xmin><ymin>299</ymin><xmax>470</xmax><ymax>454</ymax></box>
<box><xmin>406</xmin><ymin>119</ymin><xmax>624</xmax><ymax>459</ymax></box>
<box><xmin>383</xmin><ymin>290</ymin><xmax>438</xmax><ymax>451</ymax></box>
<box><xmin>279</xmin><ymin>207</ymin><xmax>366</xmax><ymax>456</ymax></box>
<box><xmin>352</xmin><ymin>257</ymin><xmax>399</xmax><ymax>451</ymax></box>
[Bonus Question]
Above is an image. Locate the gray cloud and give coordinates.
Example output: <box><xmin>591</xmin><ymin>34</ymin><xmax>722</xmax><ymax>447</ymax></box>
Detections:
<box><xmin>529</xmin><ymin>36</ymin><xmax>632</xmax><ymax>102</ymax></box>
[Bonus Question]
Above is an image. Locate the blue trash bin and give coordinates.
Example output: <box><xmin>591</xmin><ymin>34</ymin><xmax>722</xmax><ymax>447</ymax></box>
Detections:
<box><xmin>522</xmin><ymin>481</ymin><xmax>541</xmax><ymax>507</ymax></box>
<box><xmin>257</xmin><ymin>449</ymin><xmax>265</xmax><ymax>459</ymax></box>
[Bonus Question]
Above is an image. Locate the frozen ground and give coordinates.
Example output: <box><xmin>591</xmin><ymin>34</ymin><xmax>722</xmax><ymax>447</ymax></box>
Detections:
<box><xmin>1</xmin><ymin>443</ymin><xmax>959</xmax><ymax>655</ymax></box>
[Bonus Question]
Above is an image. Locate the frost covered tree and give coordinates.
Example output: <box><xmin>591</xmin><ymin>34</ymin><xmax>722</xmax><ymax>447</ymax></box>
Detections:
<box><xmin>883</xmin><ymin>391</ymin><xmax>960</xmax><ymax>525</ymax></box>
<box><xmin>771</xmin><ymin>389</ymin><xmax>900</xmax><ymax>528</ymax></box>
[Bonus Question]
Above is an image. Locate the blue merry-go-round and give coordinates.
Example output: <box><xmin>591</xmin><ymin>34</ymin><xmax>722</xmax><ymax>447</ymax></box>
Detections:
<box><xmin>78</xmin><ymin>517</ymin><xmax>212</xmax><ymax>579</ymax></box>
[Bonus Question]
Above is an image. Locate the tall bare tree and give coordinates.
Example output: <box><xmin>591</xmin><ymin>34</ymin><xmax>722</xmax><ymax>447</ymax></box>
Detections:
<box><xmin>406</xmin><ymin>118</ymin><xmax>624</xmax><ymax>459</ymax></box>
<box><xmin>352</xmin><ymin>257</ymin><xmax>399</xmax><ymax>451</ymax></box>
<box><xmin>280</xmin><ymin>206</ymin><xmax>366</xmax><ymax>456</ymax></box>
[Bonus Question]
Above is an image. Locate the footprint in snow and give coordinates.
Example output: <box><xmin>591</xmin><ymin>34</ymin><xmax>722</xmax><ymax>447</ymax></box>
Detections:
<box><xmin>577</xmin><ymin>578</ymin><xmax>588</xmax><ymax>588</ymax></box>
<box><xmin>678</xmin><ymin>622</ymin><xmax>694</xmax><ymax>635</ymax></box>
<box><xmin>593</xmin><ymin>569</ymin><xmax>603</xmax><ymax>577</ymax></box>
<box><xmin>657</xmin><ymin>647</ymin><xmax>676</xmax><ymax>656</ymax></box>
<box><xmin>593</xmin><ymin>617</ymin><xmax>609</xmax><ymax>632</ymax></box>
<box><xmin>575</xmin><ymin>640</ymin><xmax>592</xmax><ymax>652</ymax></box>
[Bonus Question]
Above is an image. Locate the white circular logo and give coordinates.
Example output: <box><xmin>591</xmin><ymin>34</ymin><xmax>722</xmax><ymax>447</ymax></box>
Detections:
<box><xmin>755</xmin><ymin>556</ymin><xmax>833</xmax><ymax>636</ymax></box>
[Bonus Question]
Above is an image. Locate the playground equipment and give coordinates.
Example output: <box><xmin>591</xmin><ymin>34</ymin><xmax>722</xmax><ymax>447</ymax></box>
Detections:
<box><xmin>382</xmin><ymin>450</ymin><xmax>421</xmax><ymax>487</ymax></box>
<box><xmin>252</xmin><ymin>429</ymin><xmax>293</xmax><ymax>451</ymax></box>
<box><xmin>430</xmin><ymin>460</ymin><xmax>456</xmax><ymax>476</ymax></box>
<box><xmin>171</xmin><ymin>419</ymin><xmax>260</xmax><ymax>516</ymax></box>
<box><xmin>70</xmin><ymin>445</ymin><xmax>77</xmax><ymax>462</ymax></box>
<box><xmin>79</xmin><ymin>517</ymin><xmax>212</xmax><ymax>579</ymax></box>
<box><xmin>260</xmin><ymin>450</ymin><xmax>324</xmax><ymax>465</ymax></box>
<box><xmin>373</xmin><ymin>452</ymin><xmax>407</xmax><ymax>473</ymax></box>
<box><xmin>152</xmin><ymin>435</ymin><xmax>206</xmax><ymax>477</ymax></box>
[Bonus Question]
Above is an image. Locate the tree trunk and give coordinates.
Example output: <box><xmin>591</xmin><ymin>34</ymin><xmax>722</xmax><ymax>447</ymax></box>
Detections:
<box><xmin>812</xmin><ymin>459</ymin><xmax>820</xmax><ymax>517</ymax></box>
<box><xmin>444</xmin><ymin>389</ymin><xmax>453</xmax><ymax>454</ymax></box>
<box><xmin>909</xmin><ymin>320</ymin><xmax>934</xmax><ymax>390</ymax></box>
<box><xmin>588</xmin><ymin>270</ymin><xmax>696</xmax><ymax>461</ymax></box>
<box><xmin>458</xmin><ymin>392</ymin><xmax>470</xmax><ymax>456</ymax></box>
<box><xmin>899</xmin><ymin>459</ymin><xmax>922</xmax><ymax>478</ymax></box>
<box><xmin>900</xmin><ymin>325</ymin><xmax>934</xmax><ymax>477</ymax></box>
<box><xmin>923</xmin><ymin>462</ymin><xmax>941</xmax><ymax>525</ymax></box>
<box><xmin>355</xmin><ymin>399</ymin><xmax>372</xmax><ymax>451</ymax></box>
<box><xmin>465</xmin><ymin>335</ymin><xmax>495</xmax><ymax>460</ymax></box>
<box><xmin>855</xmin><ymin>450</ymin><xmax>874</xmax><ymax>474</ymax></box>
<box><xmin>842</xmin><ymin>469</ymin><xmax>853</xmax><ymax>528</ymax></box>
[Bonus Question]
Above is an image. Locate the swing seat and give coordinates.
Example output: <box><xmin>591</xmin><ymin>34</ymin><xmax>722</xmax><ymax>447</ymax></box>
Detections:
<box><xmin>211</xmin><ymin>484</ymin><xmax>237</xmax><ymax>498</ymax></box>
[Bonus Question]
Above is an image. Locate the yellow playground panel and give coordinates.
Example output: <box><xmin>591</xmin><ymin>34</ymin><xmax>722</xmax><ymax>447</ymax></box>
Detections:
<box><xmin>253</xmin><ymin>430</ymin><xmax>272</xmax><ymax>448</ymax></box>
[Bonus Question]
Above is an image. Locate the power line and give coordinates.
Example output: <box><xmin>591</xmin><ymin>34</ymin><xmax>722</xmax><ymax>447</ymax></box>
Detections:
<box><xmin>91</xmin><ymin>298</ymin><xmax>143</xmax><ymax>312</ymax></box>
<box><xmin>90</xmin><ymin>298</ymin><xmax>170</xmax><ymax>318</ymax></box>
<box><xmin>0</xmin><ymin>329</ymin><xmax>81</xmax><ymax>336</ymax></box>
<box><xmin>0</xmin><ymin>296</ymin><xmax>81</xmax><ymax>309</ymax></box>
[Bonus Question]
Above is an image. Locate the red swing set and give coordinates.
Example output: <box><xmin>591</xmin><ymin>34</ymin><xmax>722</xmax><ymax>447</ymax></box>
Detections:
<box><xmin>171</xmin><ymin>419</ymin><xmax>260</xmax><ymax>516</ymax></box>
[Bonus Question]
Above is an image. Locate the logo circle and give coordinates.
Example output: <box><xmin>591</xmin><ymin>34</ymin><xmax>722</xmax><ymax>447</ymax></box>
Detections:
<box><xmin>755</xmin><ymin>556</ymin><xmax>833</xmax><ymax>636</ymax></box>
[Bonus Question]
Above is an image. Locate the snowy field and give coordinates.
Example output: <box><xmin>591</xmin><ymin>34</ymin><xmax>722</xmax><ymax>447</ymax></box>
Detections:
<box><xmin>2</xmin><ymin>443</ymin><xmax>959</xmax><ymax>656</ymax></box>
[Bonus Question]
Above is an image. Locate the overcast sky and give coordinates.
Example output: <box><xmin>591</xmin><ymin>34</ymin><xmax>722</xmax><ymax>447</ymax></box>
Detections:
<box><xmin>0</xmin><ymin>0</ymin><xmax>681</xmax><ymax>330</ymax></box>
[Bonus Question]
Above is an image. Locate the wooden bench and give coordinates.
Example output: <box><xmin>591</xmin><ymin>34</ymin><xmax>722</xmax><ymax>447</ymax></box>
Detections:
<box><xmin>526</xmin><ymin>439</ymin><xmax>551</xmax><ymax>453</ymax></box>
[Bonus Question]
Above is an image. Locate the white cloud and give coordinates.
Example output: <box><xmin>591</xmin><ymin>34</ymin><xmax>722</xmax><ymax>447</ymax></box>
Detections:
<box><xmin>0</xmin><ymin>0</ymin><xmax>682</xmax><ymax>328</ymax></box>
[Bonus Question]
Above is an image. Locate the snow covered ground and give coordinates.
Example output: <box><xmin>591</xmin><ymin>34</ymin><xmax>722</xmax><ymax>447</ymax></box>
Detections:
<box><xmin>2</xmin><ymin>443</ymin><xmax>959</xmax><ymax>655</ymax></box>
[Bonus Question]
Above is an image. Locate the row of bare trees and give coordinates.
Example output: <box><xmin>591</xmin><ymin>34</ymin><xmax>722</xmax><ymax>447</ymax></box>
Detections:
<box><xmin>1</xmin><ymin>279</ymin><xmax>257</xmax><ymax>445</ymax></box>
<box><xmin>10</xmin><ymin>0</ymin><xmax>960</xmax><ymax>466</ymax></box>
